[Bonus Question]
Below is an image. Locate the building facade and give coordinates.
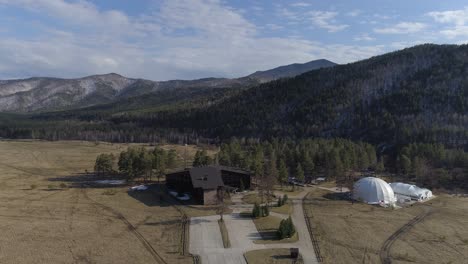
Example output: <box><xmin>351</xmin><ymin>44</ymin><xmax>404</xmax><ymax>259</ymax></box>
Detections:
<box><xmin>165</xmin><ymin>166</ymin><xmax>251</xmax><ymax>205</ymax></box>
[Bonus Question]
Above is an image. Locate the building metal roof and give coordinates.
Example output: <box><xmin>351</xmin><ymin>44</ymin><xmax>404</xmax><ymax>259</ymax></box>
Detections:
<box><xmin>189</xmin><ymin>166</ymin><xmax>224</xmax><ymax>190</ymax></box>
<box><xmin>166</xmin><ymin>165</ymin><xmax>251</xmax><ymax>190</ymax></box>
<box><xmin>168</xmin><ymin>165</ymin><xmax>251</xmax><ymax>176</ymax></box>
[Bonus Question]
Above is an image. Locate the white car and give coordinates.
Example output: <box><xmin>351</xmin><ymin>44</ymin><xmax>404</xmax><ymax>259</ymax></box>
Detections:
<box><xmin>129</xmin><ymin>185</ymin><xmax>148</xmax><ymax>191</ymax></box>
<box><xmin>176</xmin><ymin>194</ymin><xmax>190</xmax><ymax>201</ymax></box>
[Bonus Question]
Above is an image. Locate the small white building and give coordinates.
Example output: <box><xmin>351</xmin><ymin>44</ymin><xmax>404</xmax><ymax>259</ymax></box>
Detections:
<box><xmin>389</xmin><ymin>182</ymin><xmax>433</xmax><ymax>201</ymax></box>
<box><xmin>353</xmin><ymin>177</ymin><xmax>396</xmax><ymax>205</ymax></box>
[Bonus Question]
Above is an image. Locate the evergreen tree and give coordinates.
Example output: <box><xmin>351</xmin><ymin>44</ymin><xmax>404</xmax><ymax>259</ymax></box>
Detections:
<box><xmin>94</xmin><ymin>153</ymin><xmax>115</xmax><ymax>176</ymax></box>
<box><xmin>166</xmin><ymin>149</ymin><xmax>177</xmax><ymax>169</ymax></box>
<box><xmin>252</xmin><ymin>203</ymin><xmax>260</xmax><ymax>218</ymax></box>
<box><xmin>376</xmin><ymin>157</ymin><xmax>385</xmax><ymax>173</ymax></box>
<box><xmin>295</xmin><ymin>163</ymin><xmax>304</xmax><ymax>183</ymax></box>
<box><xmin>277</xmin><ymin>197</ymin><xmax>283</xmax><ymax>207</ymax></box>
<box><xmin>401</xmin><ymin>154</ymin><xmax>412</xmax><ymax>175</ymax></box>
<box><xmin>303</xmin><ymin>151</ymin><xmax>315</xmax><ymax>178</ymax></box>
<box><xmin>278</xmin><ymin>159</ymin><xmax>288</xmax><ymax>189</ymax></box>
<box><xmin>278</xmin><ymin>216</ymin><xmax>295</xmax><ymax>239</ymax></box>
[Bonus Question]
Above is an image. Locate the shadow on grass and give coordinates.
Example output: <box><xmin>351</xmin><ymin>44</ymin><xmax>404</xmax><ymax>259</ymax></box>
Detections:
<box><xmin>272</xmin><ymin>254</ymin><xmax>293</xmax><ymax>260</ymax></box>
<box><xmin>48</xmin><ymin>173</ymin><xmax>129</xmax><ymax>188</ymax></box>
<box><xmin>258</xmin><ymin>230</ymin><xmax>279</xmax><ymax>240</ymax></box>
<box><xmin>322</xmin><ymin>192</ymin><xmax>351</xmax><ymax>201</ymax></box>
<box><xmin>144</xmin><ymin>219</ymin><xmax>181</xmax><ymax>226</ymax></box>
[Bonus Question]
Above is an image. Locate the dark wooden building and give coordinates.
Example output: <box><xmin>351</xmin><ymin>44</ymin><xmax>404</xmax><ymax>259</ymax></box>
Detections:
<box><xmin>165</xmin><ymin>166</ymin><xmax>251</xmax><ymax>205</ymax></box>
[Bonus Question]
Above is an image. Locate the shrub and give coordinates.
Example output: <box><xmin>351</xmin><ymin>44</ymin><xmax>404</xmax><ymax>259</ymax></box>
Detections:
<box><xmin>278</xmin><ymin>216</ymin><xmax>296</xmax><ymax>239</ymax></box>
<box><xmin>59</xmin><ymin>183</ymin><xmax>67</xmax><ymax>189</ymax></box>
<box><xmin>252</xmin><ymin>203</ymin><xmax>260</xmax><ymax>218</ymax></box>
<box><xmin>30</xmin><ymin>184</ymin><xmax>37</xmax><ymax>190</ymax></box>
<box><xmin>262</xmin><ymin>205</ymin><xmax>269</xmax><ymax>217</ymax></box>
<box><xmin>47</xmin><ymin>184</ymin><xmax>56</xmax><ymax>189</ymax></box>
<box><xmin>283</xmin><ymin>194</ymin><xmax>288</xmax><ymax>203</ymax></box>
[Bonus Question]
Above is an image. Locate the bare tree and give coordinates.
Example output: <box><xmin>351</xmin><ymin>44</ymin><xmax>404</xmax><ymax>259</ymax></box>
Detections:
<box><xmin>216</xmin><ymin>186</ymin><xmax>229</xmax><ymax>221</ymax></box>
<box><xmin>264</xmin><ymin>159</ymin><xmax>278</xmax><ymax>207</ymax></box>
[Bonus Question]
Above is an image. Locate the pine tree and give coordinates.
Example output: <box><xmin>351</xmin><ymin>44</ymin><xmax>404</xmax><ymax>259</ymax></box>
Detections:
<box><xmin>278</xmin><ymin>159</ymin><xmax>288</xmax><ymax>189</ymax></box>
<box><xmin>278</xmin><ymin>216</ymin><xmax>295</xmax><ymax>239</ymax></box>
<box><xmin>376</xmin><ymin>157</ymin><xmax>385</xmax><ymax>173</ymax></box>
<box><xmin>252</xmin><ymin>203</ymin><xmax>260</xmax><ymax>218</ymax></box>
<box><xmin>303</xmin><ymin>151</ymin><xmax>315</xmax><ymax>178</ymax></box>
<box><xmin>401</xmin><ymin>154</ymin><xmax>412</xmax><ymax>175</ymax></box>
<box><xmin>295</xmin><ymin>163</ymin><xmax>304</xmax><ymax>183</ymax></box>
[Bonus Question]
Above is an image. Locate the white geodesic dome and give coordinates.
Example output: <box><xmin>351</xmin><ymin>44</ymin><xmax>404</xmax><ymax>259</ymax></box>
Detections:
<box><xmin>353</xmin><ymin>177</ymin><xmax>396</xmax><ymax>205</ymax></box>
<box><xmin>390</xmin><ymin>182</ymin><xmax>433</xmax><ymax>200</ymax></box>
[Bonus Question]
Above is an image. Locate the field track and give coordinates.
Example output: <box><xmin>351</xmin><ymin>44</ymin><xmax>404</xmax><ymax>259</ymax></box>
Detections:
<box><xmin>379</xmin><ymin>206</ymin><xmax>432</xmax><ymax>264</ymax></box>
<box><xmin>80</xmin><ymin>187</ymin><xmax>168</xmax><ymax>264</ymax></box>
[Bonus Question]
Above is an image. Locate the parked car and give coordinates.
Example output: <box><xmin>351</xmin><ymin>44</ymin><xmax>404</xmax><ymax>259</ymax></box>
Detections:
<box><xmin>176</xmin><ymin>194</ymin><xmax>190</xmax><ymax>201</ymax></box>
<box><xmin>129</xmin><ymin>185</ymin><xmax>148</xmax><ymax>191</ymax></box>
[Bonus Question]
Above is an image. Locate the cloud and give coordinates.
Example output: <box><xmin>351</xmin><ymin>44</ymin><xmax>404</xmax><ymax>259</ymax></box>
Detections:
<box><xmin>427</xmin><ymin>8</ymin><xmax>468</xmax><ymax>26</ymax></box>
<box><xmin>158</xmin><ymin>0</ymin><xmax>256</xmax><ymax>38</ymax></box>
<box><xmin>354</xmin><ymin>33</ymin><xmax>375</xmax><ymax>41</ymax></box>
<box><xmin>347</xmin><ymin>10</ymin><xmax>362</xmax><ymax>17</ymax></box>
<box><xmin>374</xmin><ymin>22</ymin><xmax>426</xmax><ymax>34</ymax></box>
<box><xmin>291</xmin><ymin>2</ymin><xmax>311</xmax><ymax>8</ymax></box>
<box><xmin>265</xmin><ymin>23</ymin><xmax>284</xmax><ymax>30</ymax></box>
<box><xmin>428</xmin><ymin>7</ymin><xmax>468</xmax><ymax>38</ymax></box>
<box><xmin>276</xmin><ymin>7</ymin><xmax>348</xmax><ymax>33</ymax></box>
<box><xmin>0</xmin><ymin>0</ymin><xmax>382</xmax><ymax>80</ymax></box>
<box><xmin>307</xmin><ymin>11</ymin><xmax>349</xmax><ymax>32</ymax></box>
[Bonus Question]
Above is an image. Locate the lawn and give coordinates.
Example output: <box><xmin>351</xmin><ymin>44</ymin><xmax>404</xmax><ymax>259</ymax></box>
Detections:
<box><xmin>273</xmin><ymin>185</ymin><xmax>304</xmax><ymax>196</ymax></box>
<box><xmin>252</xmin><ymin>215</ymin><xmax>298</xmax><ymax>244</ymax></box>
<box><xmin>245</xmin><ymin>248</ymin><xmax>303</xmax><ymax>264</ymax></box>
<box><xmin>270</xmin><ymin>201</ymin><xmax>293</xmax><ymax>215</ymax></box>
<box><xmin>242</xmin><ymin>193</ymin><xmax>277</xmax><ymax>205</ymax></box>
<box><xmin>303</xmin><ymin>188</ymin><xmax>468</xmax><ymax>264</ymax></box>
<box><xmin>0</xmin><ymin>140</ymin><xmax>201</xmax><ymax>264</ymax></box>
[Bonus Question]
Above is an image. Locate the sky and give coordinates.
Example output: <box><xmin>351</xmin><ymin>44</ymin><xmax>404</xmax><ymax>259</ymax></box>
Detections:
<box><xmin>1</xmin><ymin>0</ymin><xmax>468</xmax><ymax>81</ymax></box>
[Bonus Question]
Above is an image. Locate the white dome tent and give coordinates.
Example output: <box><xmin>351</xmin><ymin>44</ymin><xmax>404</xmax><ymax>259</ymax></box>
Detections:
<box><xmin>353</xmin><ymin>177</ymin><xmax>396</xmax><ymax>205</ymax></box>
<box><xmin>389</xmin><ymin>182</ymin><xmax>433</xmax><ymax>201</ymax></box>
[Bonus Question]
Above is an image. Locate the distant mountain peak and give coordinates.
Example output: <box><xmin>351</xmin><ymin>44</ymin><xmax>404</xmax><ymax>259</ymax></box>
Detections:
<box><xmin>0</xmin><ymin>59</ymin><xmax>337</xmax><ymax>112</ymax></box>
<box><xmin>247</xmin><ymin>59</ymin><xmax>337</xmax><ymax>82</ymax></box>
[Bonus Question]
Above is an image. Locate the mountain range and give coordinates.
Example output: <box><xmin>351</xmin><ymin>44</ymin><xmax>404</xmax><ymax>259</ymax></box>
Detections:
<box><xmin>0</xmin><ymin>44</ymin><xmax>467</xmax><ymax>150</ymax></box>
<box><xmin>0</xmin><ymin>59</ymin><xmax>336</xmax><ymax>112</ymax></box>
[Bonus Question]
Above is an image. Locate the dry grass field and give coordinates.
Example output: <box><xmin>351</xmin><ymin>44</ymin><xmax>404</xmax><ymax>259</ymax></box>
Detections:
<box><xmin>304</xmin><ymin>188</ymin><xmax>468</xmax><ymax>264</ymax></box>
<box><xmin>0</xmin><ymin>140</ymin><xmax>208</xmax><ymax>264</ymax></box>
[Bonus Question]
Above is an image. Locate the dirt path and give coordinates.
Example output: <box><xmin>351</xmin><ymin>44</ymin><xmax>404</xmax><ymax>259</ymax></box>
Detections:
<box><xmin>81</xmin><ymin>188</ymin><xmax>168</xmax><ymax>264</ymax></box>
<box><xmin>379</xmin><ymin>206</ymin><xmax>432</xmax><ymax>264</ymax></box>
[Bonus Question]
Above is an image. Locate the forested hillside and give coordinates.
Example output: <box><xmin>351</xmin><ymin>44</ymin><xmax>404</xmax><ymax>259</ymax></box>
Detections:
<box><xmin>1</xmin><ymin>44</ymin><xmax>467</xmax><ymax>151</ymax></box>
<box><xmin>172</xmin><ymin>44</ymin><xmax>467</xmax><ymax>148</ymax></box>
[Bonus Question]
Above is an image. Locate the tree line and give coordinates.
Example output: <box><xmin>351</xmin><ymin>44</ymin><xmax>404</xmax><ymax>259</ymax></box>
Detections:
<box><xmin>94</xmin><ymin>146</ymin><xmax>178</xmax><ymax>182</ymax></box>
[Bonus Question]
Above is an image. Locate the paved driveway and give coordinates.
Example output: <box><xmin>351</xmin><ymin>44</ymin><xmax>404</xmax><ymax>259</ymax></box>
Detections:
<box><xmin>189</xmin><ymin>190</ymin><xmax>319</xmax><ymax>264</ymax></box>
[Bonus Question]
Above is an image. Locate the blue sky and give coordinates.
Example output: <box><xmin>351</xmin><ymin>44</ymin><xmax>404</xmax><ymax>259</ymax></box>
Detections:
<box><xmin>1</xmin><ymin>0</ymin><xmax>468</xmax><ymax>80</ymax></box>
